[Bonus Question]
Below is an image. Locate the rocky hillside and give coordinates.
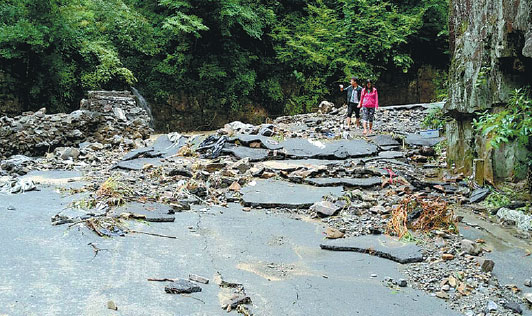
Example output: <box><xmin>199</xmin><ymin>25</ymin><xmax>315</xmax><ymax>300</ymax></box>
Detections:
<box><xmin>445</xmin><ymin>0</ymin><xmax>532</xmax><ymax>182</ymax></box>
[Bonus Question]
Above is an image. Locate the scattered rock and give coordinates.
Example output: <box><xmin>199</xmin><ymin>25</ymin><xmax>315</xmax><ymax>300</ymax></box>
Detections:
<box><xmin>461</xmin><ymin>239</ymin><xmax>482</xmax><ymax>255</ymax></box>
<box><xmin>486</xmin><ymin>300</ymin><xmax>497</xmax><ymax>312</ymax></box>
<box><xmin>229</xmin><ymin>181</ymin><xmax>241</xmax><ymax>192</ymax></box>
<box><xmin>311</xmin><ymin>201</ymin><xmax>341</xmax><ymax>217</ymax></box>
<box><xmin>481</xmin><ymin>259</ymin><xmax>495</xmax><ymax>272</ymax></box>
<box><xmin>56</xmin><ymin>147</ymin><xmax>80</xmax><ymax>160</ymax></box>
<box><xmin>318</xmin><ymin>101</ymin><xmax>335</xmax><ymax>114</ymax></box>
<box><xmin>442</xmin><ymin>254</ymin><xmax>454</xmax><ymax>261</ymax></box>
<box><xmin>165</xmin><ymin>279</ymin><xmax>202</xmax><ymax>294</ymax></box>
<box><xmin>107</xmin><ymin>300</ymin><xmax>118</xmax><ymax>311</ymax></box>
<box><xmin>259</xmin><ymin>124</ymin><xmax>275</xmax><ymax>137</ymax></box>
<box><xmin>497</xmin><ymin>208</ymin><xmax>532</xmax><ymax>231</ymax></box>
<box><xmin>189</xmin><ymin>274</ymin><xmax>209</xmax><ymax>284</ymax></box>
<box><xmin>502</xmin><ymin>301</ymin><xmax>522</xmax><ymax>314</ymax></box>
<box><xmin>524</xmin><ymin>293</ymin><xmax>532</xmax><ymax>305</ymax></box>
<box><xmin>325</xmin><ymin>227</ymin><xmax>344</xmax><ymax>239</ymax></box>
<box><xmin>469</xmin><ymin>188</ymin><xmax>490</xmax><ymax>204</ymax></box>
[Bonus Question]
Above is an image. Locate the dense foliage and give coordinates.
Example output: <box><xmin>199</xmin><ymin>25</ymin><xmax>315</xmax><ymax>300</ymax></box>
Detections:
<box><xmin>0</xmin><ymin>0</ymin><xmax>449</xmax><ymax>128</ymax></box>
<box><xmin>474</xmin><ymin>89</ymin><xmax>532</xmax><ymax>151</ymax></box>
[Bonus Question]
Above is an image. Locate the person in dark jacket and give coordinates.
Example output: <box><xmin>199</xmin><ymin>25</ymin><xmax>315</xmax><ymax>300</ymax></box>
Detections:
<box><xmin>339</xmin><ymin>77</ymin><xmax>362</xmax><ymax>130</ymax></box>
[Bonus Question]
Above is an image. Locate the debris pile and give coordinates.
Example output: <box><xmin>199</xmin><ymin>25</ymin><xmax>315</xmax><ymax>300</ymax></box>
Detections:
<box><xmin>0</xmin><ymin>90</ymin><xmax>152</xmax><ymax>158</ymax></box>
<box><xmin>386</xmin><ymin>195</ymin><xmax>457</xmax><ymax>238</ymax></box>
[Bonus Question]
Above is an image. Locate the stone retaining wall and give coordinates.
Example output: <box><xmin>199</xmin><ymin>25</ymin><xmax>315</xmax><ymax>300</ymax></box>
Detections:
<box><xmin>0</xmin><ymin>90</ymin><xmax>152</xmax><ymax>158</ymax></box>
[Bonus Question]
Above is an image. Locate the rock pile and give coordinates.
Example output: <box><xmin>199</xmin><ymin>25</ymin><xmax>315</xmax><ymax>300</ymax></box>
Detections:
<box><xmin>0</xmin><ymin>90</ymin><xmax>152</xmax><ymax>158</ymax></box>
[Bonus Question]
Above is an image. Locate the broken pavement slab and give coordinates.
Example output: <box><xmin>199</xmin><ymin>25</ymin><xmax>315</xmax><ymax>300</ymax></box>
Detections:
<box><xmin>320</xmin><ymin>234</ymin><xmax>424</xmax><ymax>264</ymax></box>
<box><xmin>150</xmin><ymin>134</ymin><xmax>188</xmax><ymax>158</ymax></box>
<box><xmin>114</xmin><ymin>134</ymin><xmax>187</xmax><ymax>170</ymax></box>
<box><xmin>367</xmin><ymin>134</ymin><xmax>400</xmax><ymax>148</ymax></box>
<box><xmin>111</xmin><ymin>202</ymin><xmax>175</xmax><ymax>222</ymax></box>
<box><xmin>259</xmin><ymin>159</ymin><xmax>340</xmax><ymax>172</ymax></box>
<box><xmin>228</xmin><ymin>134</ymin><xmax>283</xmax><ymax>150</ymax></box>
<box><xmin>377</xmin><ymin>151</ymin><xmax>406</xmax><ymax>159</ymax></box>
<box><xmin>306</xmin><ymin>177</ymin><xmax>382</xmax><ymax>188</ymax></box>
<box><xmin>469</xmin><ymin>187</ymin><xmax>490</xmax><ymax>204</ymax></box>
<box><xmin>222</xmin><ymin>144</ymin><xmax>269</xmax><ymax>162</ymax></box>
<box><xmin>240</xmin><ymin>179</ymin><xmax>343</xmax><ymax>208</ymax></box>
<box><xmin>280</xmin><ymin>138</ymin><xmax>378</xmax><ymax>159</ymax></box>
<box><xmin>122</xmin><ymin>147</ymin><xmax>162</xmax><ymax>161</ymax></box>
<box><xmin>111</xmin><ymin>157</ymin><xmax>163</xmax><ymax>171</ymax></box>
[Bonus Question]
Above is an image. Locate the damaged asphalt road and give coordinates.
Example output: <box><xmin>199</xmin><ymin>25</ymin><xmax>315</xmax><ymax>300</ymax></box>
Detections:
<box><xmin>0</xmin><ymin>182</ymin><xmax>458</xmax><ymax>316</ymax></box>
<box><xmin>2</xmin><ymin>102</ymin><xmax>531</xmax><ymax>315</ymax></box>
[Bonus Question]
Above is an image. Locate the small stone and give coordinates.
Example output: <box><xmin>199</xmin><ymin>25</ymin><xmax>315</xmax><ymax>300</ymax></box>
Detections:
<box><xmin>448</xmin><ymin>276</ymin><xmax>457</xmax><ymax>288</ymax></box>
<box><xmin>502</xmin><ymin>301</ymin><xmax>522</xmax><ymax>314</ymax></box>
<box><xmin>369</xmin><ymin>205</ymin><xmax>388</xmax><ymax>214</ymax></box>
<box><xmin>189</xmin><ymin>274</ymin><xmax>209</xmax><ymax>284</ymax></box>
<box><xmin>441</xmin><ymin>284</ymin><xmax>450</xmax><ymax>291</ymax></box>
<box><xmin>435</xmin><ymin>291</ymin><xmax>449</xmax><ymax>299</ymax></box>
<box><xmin>310</xmin><ymin>201</ymin><xmax>341</xmax><ymax>217</ymax></box>
<box><xmin>398</xmin><ymin>279</ymin><xmax>407</xmax><ymax>287</ymax></box>
<box><xmin>486</xmin><ymin>300</ymin><xmax>497</xmax><ymax>312</ymax></box>
<box><xmin>371</xmin><ymin>274</ymin><xmax>377</xmax><ymax>278</ymax></box>
<box><xmin>142</xmin><ymin>163</ymin><xmax>155</xmax><ymax>170</ymax></box>
<box><xmin>57</xmin><ymin>147</ymin><xmax>80</xmax><ymax>160</ymax></box>
<box><xmin>461</xmin><ymin>239</ymin><xmax>482</xmax><ymax>255</ymax></box>
<box><xmin>524</xmin><ymin>279</ymin><xmax>531</xmax><ymax>287</ymax></box>
<box><xmin>228</xmin><ymin>181</ymin><xmax>241</xmax><ymax>192</ymax></box>
<box><xmin>229</xmin><ymin>158</ymin><xmax>251</xmax><ymax>174</ymax></box>
<box><xmin>442</xmin><ymin>253</ymin><xmax>454</xmax><ymax>261</ymax></box>
<box><xmin>7</xmin><ymin>205</ymin><xmax>15</xmax><ymax>211</ymax></box>
<box><xmin>481</xmin><ymin>259</ymin><xmax>495</xmax><ymax>272</ymax></box>
<box><xmin>165</xmin><ymin>279</ymin><xmax>202</xmax><ymax>294</ymax></box>
<box><xmin>325</xmin><ymin>227</ymin><xmax>344</xmax><ymax>239</ymax></box>
<box><xmin>107</xmin><ymin>300</ymin><xmax>118</xmax><ymax>311</ymax></box>
<box><xmin>524</xmin><ymin>293</ymin><xmax>532</xmax><ymax>305</ymax></box>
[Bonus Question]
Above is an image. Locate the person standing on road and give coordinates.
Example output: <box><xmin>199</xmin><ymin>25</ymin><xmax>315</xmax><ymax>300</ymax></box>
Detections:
<box><xmin>339</xmin><ymin>77</ymin><xmax>362</xmax><ymax>130</ymax></box>
<box><xmin>358</xmin><ymin>79</ymin><xmax>379</xmax><ymax>136</ymax></box>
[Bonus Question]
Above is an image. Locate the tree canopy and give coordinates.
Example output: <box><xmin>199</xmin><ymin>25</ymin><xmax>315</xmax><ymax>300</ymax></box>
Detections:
<box><xmin>0</xmin><ymin>0</ymin><xmax>449</xmax><ymax>128</ymax></box>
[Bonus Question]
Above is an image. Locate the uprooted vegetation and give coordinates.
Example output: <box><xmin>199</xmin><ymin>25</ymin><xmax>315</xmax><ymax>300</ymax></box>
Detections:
<box><xmin>70</xmin><ymin>176</ymin><xmax>131</xmax><ymax>210</ymax></box>
<box><xmin>386</xmin><ymin>194</ymin><xmax>458</xmax><ymax>239</ymax></box>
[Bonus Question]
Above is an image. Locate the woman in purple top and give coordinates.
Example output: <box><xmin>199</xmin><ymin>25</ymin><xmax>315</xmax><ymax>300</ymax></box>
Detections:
<box><xmin>358</xmin><ymin>79</ymin><xmax>379</xmax><ymax>135</ymax></box>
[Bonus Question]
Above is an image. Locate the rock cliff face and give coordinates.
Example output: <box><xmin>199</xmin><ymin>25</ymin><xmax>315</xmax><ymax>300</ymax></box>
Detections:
<box><xmin>445</xmin><ymin>0</ymin><xmax>532</xmax><ymax>181</ymax></box>
<box><xmin>0</xmin><ymin>91</ymin><xmax>152</xmax><ymax>158</ymax></box>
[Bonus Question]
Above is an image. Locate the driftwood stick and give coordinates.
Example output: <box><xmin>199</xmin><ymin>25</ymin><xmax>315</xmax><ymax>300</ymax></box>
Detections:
<box><xmin>147</xmin><ymin>278</ymin><xmax>176</xmax><ymax>282</ymax></box>
<box><xmin>129</xmin><ymin>230</ymin><xmax>177</xmax><ymax>239</ymax></box>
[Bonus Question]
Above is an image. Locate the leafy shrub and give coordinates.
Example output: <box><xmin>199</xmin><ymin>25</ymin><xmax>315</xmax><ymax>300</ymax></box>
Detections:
<box><xmin>422</xmin><ymin>107</ymin><xmax>446</xmax><ymax>130</ymax></box>
<box><xmin>474</xmin><ymin>89</ymin><xmax>532</xmax><ymax>150</ymax></box>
